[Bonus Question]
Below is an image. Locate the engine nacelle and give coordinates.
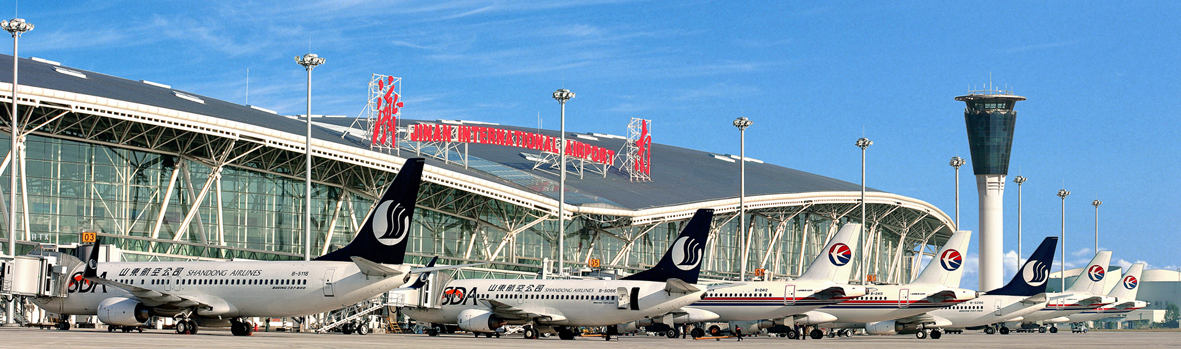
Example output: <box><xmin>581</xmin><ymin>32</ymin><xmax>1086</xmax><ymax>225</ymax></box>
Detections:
<box><xmin>793</xmin><ymin>311</ymin><xmax>838</xmax><ymax>325</ymax></box>
<box><xmin>97</xmin><ymin>297</ymin><xmax>149</xmax><ymax>326</ymax></box>
<box><xmin>457</xmin><ymin>309</ymin><xmax>503</xmax><ymax>333</ymax></box>
<box><xmin>865</xmin><ymin>320</ymin><xmax>899</xmax><ymax>335</ymax></box>
<box><xmin>673</xmin><ymin>308</ymin><xmax>720</xmax><ymax>323</ymax></box>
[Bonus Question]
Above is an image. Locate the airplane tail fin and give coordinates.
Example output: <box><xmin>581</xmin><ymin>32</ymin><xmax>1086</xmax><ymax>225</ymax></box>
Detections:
<box><xmin>406</xmin><ymin>256</ymin><xmax>439</xmax><ymax>289</ymax></box>
<box><xmin>314</xmin><ymin>158</ymin><xmax>425</xmax><ymax>265</ymax></box>
<box><xmin>1066</xmin><ymin>250</ymin><xmax>1113</xmax><ymax>295</ymax></box>
<box><xmin>797</xmin><ymin>223</ymin><xmax>861</xmax><ymax>282</ymax></box>
<box><xmin>986</xmin><ymin>237</ymin><xmax>1057</xmax><ymax>296</ymax></box>
<box><xmin>913</xmin><ymin>230</ymin><xmax>972</xmax><ymax>287</ymax></box>
<box><xmin>1108</xmin><ymin>262</ymin><xmax>1145</xmax><ymax>301</ymax></box>
<box><xmin>622</xmin><ymin>209</ymin><xmax>713</xmax><ymax>284</ymax></box>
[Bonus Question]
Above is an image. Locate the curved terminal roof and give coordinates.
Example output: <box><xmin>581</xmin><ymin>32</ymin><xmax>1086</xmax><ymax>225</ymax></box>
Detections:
<box><xmin>0</xmin><ymin>54</ymin><xmax>949</xmax><ymax>226</ymax></box>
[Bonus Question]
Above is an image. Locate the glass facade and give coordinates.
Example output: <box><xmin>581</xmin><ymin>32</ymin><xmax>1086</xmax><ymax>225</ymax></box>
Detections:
<box><xmin>963</xmin><ymin>99</ymin><xmax>1019</xmax><ymax>175</ymax></box>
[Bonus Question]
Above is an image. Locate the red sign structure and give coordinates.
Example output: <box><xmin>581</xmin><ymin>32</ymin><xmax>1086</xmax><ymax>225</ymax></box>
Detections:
<box><xmin>371</xmin><ymin>76</ymin><xmax>403</xmax><ymax>147</ymax></box>
<box><xmin>409</xmin><ymin>123</ymin><xmax>615</xmax><ymax>166</ymax></box>
<box><xmin>634</xmin><ymin>119</ymin><xmax>651</xmax><ymax>175</ymax></box>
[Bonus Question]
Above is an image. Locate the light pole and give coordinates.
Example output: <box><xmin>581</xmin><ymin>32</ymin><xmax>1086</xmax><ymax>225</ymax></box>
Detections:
<box><xmin>2</xmin><ymin>17</ymin><xmax>32</xmax><ymax>327</ymax></box>
<box><xmin>296</xmin><ymin>53</ymin><xmax>324</xmax><ymax>261</ymax></box>
<box><xmin>733</xmin><ymin>116</ymin><xmax>752</xmax><ymax>281</ymax></box>
<box><xmin>856</xmin><ymin>137</ymin><xmax>872</xmax><ymax>283</ymax></box>
<box><xmin>552</xmin><ymin>88</ymin><xmax>574</xmax><ymax>277</ymax></box>
<box><xmin>1092</xmin><ymin>199</ymin><xmax>1101</xmax><ymax>253</ymax></box>
<box><xmin>949</xmin><ymin>156</ymin><xmax>965</xmax><ymax>230</ymax></box>
<box><xmin>1014</xmin><ymin>176</ymin><xmax>1027</xmax><ymax>268</ymax></box>
<box><xmin>1057</xmin><ymin>188</ymin><xmax>1070</xmax><ymax>291</ymax></box>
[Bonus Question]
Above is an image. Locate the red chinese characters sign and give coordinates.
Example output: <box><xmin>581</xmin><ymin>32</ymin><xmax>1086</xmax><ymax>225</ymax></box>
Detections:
<box><xmin>371</xmin><ymin>76</ymin><xmax>403</xmax><ymax>147</ymax></box>
<box><xmin>634</xmin><ymin>119</ymin><xmax>651</xmax><ymax>175</ymax></box>
<box><xmin>410</xmin><ymin>123</ymin><xmax>616</xmax><ymax>165</ymax></box>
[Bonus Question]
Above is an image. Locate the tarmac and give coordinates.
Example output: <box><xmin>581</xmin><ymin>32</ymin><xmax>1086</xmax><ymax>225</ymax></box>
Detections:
<box><xmin>1</xmin><ymin>327</ymin><xmax>1179</xmax><ymax>348</ymax></box>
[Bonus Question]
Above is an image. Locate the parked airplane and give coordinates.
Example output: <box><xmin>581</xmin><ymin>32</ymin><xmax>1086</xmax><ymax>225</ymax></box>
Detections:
<box><xmin>34</xmin><ymin>158</ymin><xmax>473</xmax><ymax>335</ymax></box>
<box><xmin>1018</xmin><ymin>250</ymin><xmax>1116</xmax><ymax>333</ymax></box>
<box><xmin>402</xmin><ymin>209</ymin><xmax>715</xmax><ymax>341</ymax></box>
<box><xmin>635</xmin><ymin>223</ymin><xmax>867</xmax><ymax>339</ymax></box>
<box><xmin>802</xmin><ymin>230</ymin><xmax>979</xmax><ymax>339</ymax></box>
<box><xmin>1066</xmin><ymin>262</ymin><xmax>1147</xmax><ymax>324</ymax></box>
<box><xmin>927</xmin><ymin>236</ymin><xmax>1058</xmax><ymax>335</ymax></box>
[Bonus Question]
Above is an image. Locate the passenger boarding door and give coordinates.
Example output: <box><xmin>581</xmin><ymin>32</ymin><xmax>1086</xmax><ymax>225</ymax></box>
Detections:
<box><xmin>616</xmin><ymin>287</ymin><xmax>629</xmax><ymax>309</ymax></box>
<box><xmin>898</xmin><ymin>289</ymin><xmax>910</xmax><ymax>308</ymax></box>
<box><xmin>322</xmin><ymin>268</ymin><xmax>336</xmax><ymax>297</ymax></box>
<box><xmin>783</xmin><ymin>285</ymin><xmax>796</xmax><ymax>305</ymax></box>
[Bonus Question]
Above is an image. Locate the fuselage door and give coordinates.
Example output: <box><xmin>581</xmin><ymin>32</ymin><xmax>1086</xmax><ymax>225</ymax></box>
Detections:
<box><xmin>322</xmin><ymin>268</ymin><xmax>336</xmax><ymax>297</ymax></box>
<box><xmin>993</xmin><ymin>300</ymin><xmax>1002</xmax><ymax>315</ymax></box>
<box><xmin>898</xmin><ymin>288</ymin><xmax>910</xmax><ymax>308</ymax></box>
<box><xmin>783</xmin><ymin>284</ymin><xmax>796</xmax><ymax>305</ymax></box>
<box><xmin>616</xmin><ymin>287</ymin><xmax>629</xmax><ymax>309</ymax></box>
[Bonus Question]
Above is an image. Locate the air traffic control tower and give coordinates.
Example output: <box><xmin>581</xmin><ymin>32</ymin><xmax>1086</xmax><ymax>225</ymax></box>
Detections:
<box><xmin>955</xmin><ymin>90</ymin><xmax>1026</xmax><ymax>291</ymax></box>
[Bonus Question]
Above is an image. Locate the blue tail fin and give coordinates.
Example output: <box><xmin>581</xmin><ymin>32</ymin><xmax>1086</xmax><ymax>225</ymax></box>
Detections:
<box><xmin>986</xmin><ymin>237</ymin><xmax>1057</xmax><ymax>296</ymax></box>
<box><xmin>315</xmin><ymin>158</ymin><xmax>424</xmax><ymax>265</ymax></box>
<box><xmin>407</xmin><ymin>256</ymin><xmax>439</xmax><ymax>289</ymax></box>
<box><xmin>622</xmin><ymin>209</ymin><xmax>713</xmax><ymax>284</ymax></box>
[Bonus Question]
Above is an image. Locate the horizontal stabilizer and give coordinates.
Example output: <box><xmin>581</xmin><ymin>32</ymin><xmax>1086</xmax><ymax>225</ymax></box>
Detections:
<box><xmin>664</xmin><ymin>278</ymin><xmax>701</xmax><ymax>294</ymax></box>
<box><xmin>351</xmin><ymin>256</ymin><xmax>405</xmax><ymax>277</ymax></box>
<box><xmin>410</xmin><ymin>263</ymin><xmax>486</xmax><ymax>274</ymax></box>
<box><xmin>1021</xmin><ymin>293</ymin><xmax>1048</xmax><ymax>304</ymax></box>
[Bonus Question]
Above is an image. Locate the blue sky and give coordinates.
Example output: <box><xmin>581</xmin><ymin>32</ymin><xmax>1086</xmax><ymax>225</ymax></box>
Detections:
<box><xmin>9</xmin><ymin>1</ymin><xmax>1180</xmax><ymax>288</ymax></box>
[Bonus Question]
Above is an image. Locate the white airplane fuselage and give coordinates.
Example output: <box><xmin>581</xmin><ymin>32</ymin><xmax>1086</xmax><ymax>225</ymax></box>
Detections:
<box><xmin>403</xmin><ymin>278</ymin><xmax>704</xmax><ymax>327</ymax></box>
<box><xmin>1067</xmin><ymin>301</ymin><xmax>1146</xmax><ymax>323</ymax></box>
<box><xmin>33</xmin><ymin>260</ymin><xmax>408</xmax><ymax>318</ymax></box>
<box><xmin>816</xmin><ymin>284</ymin><xmax>975</xmax><ymax>324</ymax></box>
<box><xmin>927</xmin><ymin>295</ymin><xmax>1044</xmax><ymax>329</ymax></box>
<box><xmin>686</xmin><ymin>281</ymin><xmax>862</xmax><ymax>321</ymax></box>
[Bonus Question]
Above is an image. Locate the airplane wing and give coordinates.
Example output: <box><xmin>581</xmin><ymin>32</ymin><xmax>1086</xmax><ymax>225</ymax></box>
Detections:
<box><xmin>1076</xmin><ymin>296</ymin><xmax>1106</xmax><ymax>308</ymax></box>
<box><xmin>893</xmin><ymin>313</ymin><xmax>953</xmax><ymax>327</ymax></box>
<box><xmin>410</xmin><ymin>263</ymin><xmax>486</xmax><ymax>274</ymax></box>
<box><xmin>82</xmin><ymin>237</ymin><xmax>218</xmax><ymax>314</ymax></box>
<box><xmin>664</xmin><ymin>278</ymin><xmax>701</xmax><ymax>294</ymax></box>
<box><xmin>482</xmin><ymin>299</ymin><xmax>568</xmax><ymax>323</ymax></box>
<box><xmin>813</xmin><ymin>285</ymin><xmax>858</xmax><ymax>300</ymax></box>
<box><xmin>84</xmin><ymin>277</ymin><xmax>216</xmax><ymax>311</ymax></box>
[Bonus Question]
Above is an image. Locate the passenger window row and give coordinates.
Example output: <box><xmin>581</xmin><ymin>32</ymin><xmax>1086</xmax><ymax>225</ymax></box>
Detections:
<box><xmin>117</xmin><ymin>278</ymin><xmax>308</xmax><ymax>286</ymax></box>
<box><xmin>480</xmin><ymin>293</ymin><xmax>615</xmax><ymax>301</ymax></box>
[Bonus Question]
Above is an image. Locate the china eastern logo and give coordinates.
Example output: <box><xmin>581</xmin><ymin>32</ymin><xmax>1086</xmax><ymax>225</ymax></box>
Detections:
<box><xmin>828</xmin><ymin>243</ymin><xmax>851</xmax><ymax>266</ymax></box>
<box><xmin>1123</xmin><ymin>275</ymin><xmax>1138</xmax><ymax>290</ymax></box>
<box><xmin>939</xmin><ymin>249</ymin><xmax>963</xmax><ymax>271</ymax></box>
<box><xmin>1087</xmin><ymin>265</ymin><xmax>1106</xmax><ymax>282</ymax></box>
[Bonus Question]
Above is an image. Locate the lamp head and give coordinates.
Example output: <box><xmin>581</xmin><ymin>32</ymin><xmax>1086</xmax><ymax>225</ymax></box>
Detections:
<box><xmin>855</xmin><ymin>137</ymin><xmax>873</xmax><ymax>149</ymax></box>
<box><xmin>1057</xmin><ymin>189</ymin><xmax>1071</xmax><ymax>199</ymax></box>
<box><xmin>1092</xmin><ymin>200</ymin><xmax>1102</xmax><ymax>207</ymax></box>
<box><xmin>732</xmin><ymin>116</ymin><xmax>752</xmax><ymax>129</ymax></box>
<box><xmin>296</xmin><ymin>53</ymin><xmax>325</xmax><ymax>69</ymax></box>
<box><xmin>1014</xmin><ymin>176</ymin><xmax>1027</xmax><ymax>184</ymax></box>
<box><xmin>552</xmin><ymin>88</ymin><xmax>575</xmax><ymax>103</ymax></box>
<box><xmin>949</xmin><ymin>156</ymin><xmax>965</xmax><ymax>168</ymax></box>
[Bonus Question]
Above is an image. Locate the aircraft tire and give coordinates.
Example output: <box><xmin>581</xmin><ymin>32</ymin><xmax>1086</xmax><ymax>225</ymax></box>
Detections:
<box><xmin>357</xmin><ymin>323</ymin><xmax>368</xmax><ymax>335</ymax></box>
<box><xmin>427</xmin><ymin>328</ymin><xmax>439</xmax><ymax>336</ymax></box>
<box><xmin>666</xmin><ymin>328</ymin><xmax>678</xmax><ymax>338</ymax></box>
<box><xmin>984</xmin><ymin>326</ymin><xmax>996</xmax><ymax>335</ymax></box>
<box><xmin>999</xmin><ymin>326</ymin><xmax>1010</xmax><ymax>335</ymax></box>
<box><xmin>785</xmin><ymin>328</ymin><xmax>798</xmax><ymax>339</ymax></box>
<box><xmin>523</xmin><ymin>327</ymin><xmax>538</xmax><ymax>339</ymax></box>
<box><xmin>916</xmin><ymin>329</ymin><xmax>928</xmax><ymax>339</ymax></box>
<box><xmin>809</xmin><ymin>329</ymin><xmax>824</xmax><ymax>339</ymax></box>
<box><xmin>690</xmin><ymin>328</ymin><xmax>705</xmax><ymax>338</ymax></box>
<box><xmin>708</xmin><ymin>325</ymin><xmax>721</xmax><ymax>336</ymax></box>
<box><xmin>1049</xmin><ymin>326</ymin><xmax>1058</xmax><ymax>334</ymax></box>
<box><xmin>187</xmin><ymin>320</ymin><xmax>198</xmax><ymax>335</ymax></box>
<box><xmin>930</xmin><ymin>329</ymin><xmax>942</xmax><ymax>339</ymax></box>
<box><xmin>56</xmin><ymin>321</ymin><xmax>70</xmax><ymax>331</ymax></box>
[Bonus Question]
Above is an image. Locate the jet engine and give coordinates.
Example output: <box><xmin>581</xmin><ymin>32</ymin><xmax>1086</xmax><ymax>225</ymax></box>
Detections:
<box><xmin>456</xmin><ymin>309</ymin><xmax>504</xmax><ymax>333</ymax></box>
<box><xmin>865</xmin><ymin>320</ymin><xmax>922</xmax><ymax>335</ymax></box>
<box><xmin>97</xmin><ymin>297</ymin><xmax>150</xmax><ymax>326</ymax></box>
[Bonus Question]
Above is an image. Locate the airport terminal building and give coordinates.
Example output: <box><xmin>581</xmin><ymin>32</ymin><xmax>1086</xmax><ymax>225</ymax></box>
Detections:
<box><xmin>0</xmin><ymin>54</ymin><xmax>954</xmax><ymax>286</ymax></box>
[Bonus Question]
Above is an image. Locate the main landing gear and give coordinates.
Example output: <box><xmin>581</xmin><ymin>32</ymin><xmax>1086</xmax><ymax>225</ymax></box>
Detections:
<box><xmin>522</xmin><ymin>325</ymin><xmax>540</xmax><ymax>339</ymax></box>
<box><xmin>230</xmin><ymin>317</ymin><xmax>256</xmax><ymax>336</ymax></box>
<box><xmin>174</xmin><ymin>318</ymin><xmax>198</xmax><ymax>335</ymax></box>
<box><xmin>915</xmin><ymin>326</ymin><xmax>942</xmax><ymax>339</ymax></box>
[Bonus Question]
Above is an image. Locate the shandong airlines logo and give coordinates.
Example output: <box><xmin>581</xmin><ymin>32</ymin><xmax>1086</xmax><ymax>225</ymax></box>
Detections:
<box><xmin>939</xmin><ymin>249</ymin><xmax>963</xmax><ymax>271</ymax></box>
<box><xmin>1087</xmin><ymin>265</ymin><xmax>1105</xmax><ymax>282</ymax></box>
<box><xmin>1023</xmin><ymin>260</ymin><xmax>1049</xmax><ymax>287</ymax></box>
<box><xmin>371</xmin><ymin>200</ymin><xmax>410</xmax><ymax>246</ymax></box>
<box><xmin>828</xmin><ymin>243</ymin><xmax>851</xmax><ymax>266</ymax></box>
<box><xmin>670</xmin><ymin>236</ymin><xmax>703</xmax><ymax>271</ymax></box>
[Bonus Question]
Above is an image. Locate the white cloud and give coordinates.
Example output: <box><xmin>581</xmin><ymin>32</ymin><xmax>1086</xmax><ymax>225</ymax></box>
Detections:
<box><xmin>1071</xmin><ymin>247</ymin><xmax>1093</xmax><ymax>257</ymax></box>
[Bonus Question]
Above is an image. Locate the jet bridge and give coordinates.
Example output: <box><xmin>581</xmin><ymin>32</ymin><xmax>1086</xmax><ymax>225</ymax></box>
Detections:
<box><xmin>1</xmin><ymin>245</ymin><xmax>74</xmax><ymax>299</ymax></box>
